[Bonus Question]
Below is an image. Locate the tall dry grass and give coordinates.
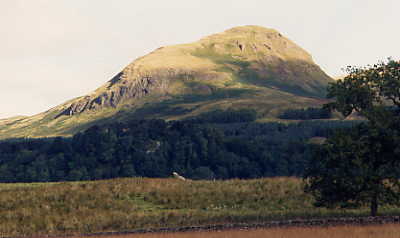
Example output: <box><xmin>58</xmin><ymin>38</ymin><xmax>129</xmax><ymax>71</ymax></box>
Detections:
<box><xmin>0</xmin><ymin>177</ymin><xmax>399</xmax><ymax>237</ymax></box>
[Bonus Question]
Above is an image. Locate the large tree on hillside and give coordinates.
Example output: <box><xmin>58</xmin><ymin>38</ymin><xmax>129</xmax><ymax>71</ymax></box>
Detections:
<box><xmin>304</xmin><ymin>59</ymin><xmax>400</xmax><ymax>216</ymax></box>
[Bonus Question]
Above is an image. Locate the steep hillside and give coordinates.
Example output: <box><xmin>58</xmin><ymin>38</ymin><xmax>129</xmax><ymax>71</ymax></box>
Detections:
<box><xmin>0</xmin><ymin>25</ymin><xmax>332</xmax><ymax>139</ymax></box>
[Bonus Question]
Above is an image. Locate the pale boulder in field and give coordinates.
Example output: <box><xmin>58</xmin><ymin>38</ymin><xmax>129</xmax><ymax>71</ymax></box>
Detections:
<box><xmin>172</xmin><ymin>172</ymin><xmax>186</xmax><ymax>181</ymax></box>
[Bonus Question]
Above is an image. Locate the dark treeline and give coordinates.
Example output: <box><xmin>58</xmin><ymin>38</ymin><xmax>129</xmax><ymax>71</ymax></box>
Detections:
<box><xmin>0</xmin><ymin>113</ymin><xmax>358</xmax><ymax>182</ymax></box>
<box><xmin>278</xmin><ymin>107</ymin><xmax>332</xmax><ymax>120</ymax></box>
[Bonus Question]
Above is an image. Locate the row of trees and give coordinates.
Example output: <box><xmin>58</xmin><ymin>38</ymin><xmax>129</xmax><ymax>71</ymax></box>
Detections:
<box><xmin>0</xmin><ymin>117</ymin><xmax>355</xmax><ymax>183</ymax></box>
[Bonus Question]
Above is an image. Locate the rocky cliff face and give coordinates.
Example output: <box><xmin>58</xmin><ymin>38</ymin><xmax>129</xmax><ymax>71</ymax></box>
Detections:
<box><xmin>59</xmin><ymin>67</ymin><xmax>228</xmax><ymax>116</ymax></box>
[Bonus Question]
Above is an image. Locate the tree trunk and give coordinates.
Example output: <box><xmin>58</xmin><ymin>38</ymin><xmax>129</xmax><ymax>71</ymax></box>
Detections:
<box><xmin>370</xmin><ymin>194</ymin><xmax>378</xmax><ymax>217</ymax></box>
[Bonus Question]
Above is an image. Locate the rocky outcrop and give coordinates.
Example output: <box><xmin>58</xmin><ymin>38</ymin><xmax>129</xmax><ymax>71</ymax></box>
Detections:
<box><xmin>59</xmin><ymin>70</ymin><xmax>170</xmax><ymax>116</ymax></box>
<box><xmin>58</xmin><ymin>68</ymin><xmax>218</xmax><ymax>116</ymax></box>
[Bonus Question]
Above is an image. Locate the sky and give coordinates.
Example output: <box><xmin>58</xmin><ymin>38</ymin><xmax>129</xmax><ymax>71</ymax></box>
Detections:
<box><xmin>1</xmin><ymin>0</ymin><xmax>399</xmax><ymax>118</ymax></box>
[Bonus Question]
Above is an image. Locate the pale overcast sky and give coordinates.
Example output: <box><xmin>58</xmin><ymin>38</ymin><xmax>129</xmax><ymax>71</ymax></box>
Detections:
<box><xmin>1</xmin><ymin>0</ymin><xmax>399</xmax><ymax>118</ymax></box>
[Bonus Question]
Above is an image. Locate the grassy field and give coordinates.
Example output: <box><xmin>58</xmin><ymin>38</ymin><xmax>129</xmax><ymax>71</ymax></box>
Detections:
<box><xmin>68</xmin><ymin>224</ymin><xmax>400</xmax><ymax>238</ymax></box>
<box><xmin>1</xmin><ymin>177</ymin><xmax>400</xmax><ymax>237</ymax></box>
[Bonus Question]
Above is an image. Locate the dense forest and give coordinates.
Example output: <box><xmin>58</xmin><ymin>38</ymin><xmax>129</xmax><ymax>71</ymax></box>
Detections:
<box><xmin>0</xmin><ymin>110</ymin><xmax>359</xmax><ymax>182</ymax></box>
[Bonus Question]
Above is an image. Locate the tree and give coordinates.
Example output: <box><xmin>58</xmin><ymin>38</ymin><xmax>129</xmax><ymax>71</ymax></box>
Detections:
<box><xmin>325</xmin><ymin>59</ymin><xmax>400</xmax><ymax>127</ymax></box>
<box><xmin>305</xmin><ymin>124</ymin><xmax>400</xmax><ymax>216</ymax></box>
<box><xmin>305</xmin><ymin>59</ymin><xmax>400</xmax><ymax>216</ymax></box>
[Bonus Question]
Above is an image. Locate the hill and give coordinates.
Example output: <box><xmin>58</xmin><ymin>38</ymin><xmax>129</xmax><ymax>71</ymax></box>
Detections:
<box><xmin>0</xmin><ymin>25</ymin><xmax>332</xmax><ymax>139</ymax></box>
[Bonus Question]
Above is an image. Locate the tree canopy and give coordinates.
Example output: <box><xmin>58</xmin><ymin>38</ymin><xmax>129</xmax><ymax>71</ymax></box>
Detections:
<box><xmin>305</xmin><ymin>123</ymin><xmax>400</xmax><ymax>216</ymax></box>
<box><xmin>305</xmin><ymin>59</ymin><xmax>400</xmax><ymax>216</ymax></box>
<box><xmin>0</xmin><ymin>116</ymin><xmax>355</xmax><ymax>183</ymax></box>
<box><xmin>325</xmin><ymin>60</ymin><xmax>400</xmax><ymax>127</ymax></box>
